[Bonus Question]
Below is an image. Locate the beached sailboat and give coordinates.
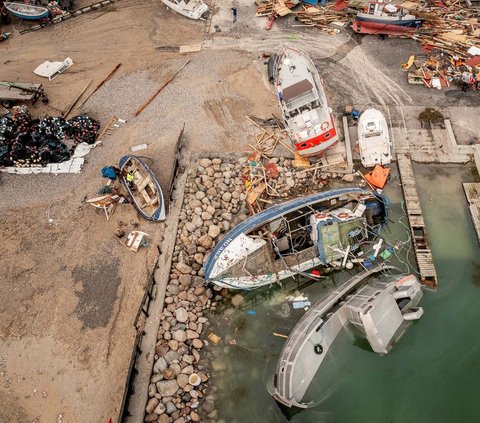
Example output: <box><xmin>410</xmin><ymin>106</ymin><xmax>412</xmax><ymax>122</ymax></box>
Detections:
<box><xmin>273</xmin><ymin>45</ymin><xmax>339</xmax><ymax>157</ymax></box>
<box><xmin>272</xmin><ymin>268</ymin><xmax>424</xmax><ymax>408</ymax></box>
<box><xmin>160</xmin><ymin>0</ymin><xmax>208</xmax><ymax>20</ymax></box>
<box><xmin>4</xmin><ymin>2</ymin><xmax>50</xmax><ymax>20</ymax></box>
<box><xmin>119</xmin><ymin>155</ymin><xmax>166</xmax><ymax>221</ymax></box>
<box><xmin>204</xmin><ymin>188</ymin><xmax>388</xmax><ymax>290</ymax></box>
<box><xmin>358</xmin><ymin>108</ymin><xmax>392</xmax><ymax>168</ymax></box>
<box><xmin>353</xmin><ymin>1</ymin><xmax>423</xmax><ymax>35</ymax></box>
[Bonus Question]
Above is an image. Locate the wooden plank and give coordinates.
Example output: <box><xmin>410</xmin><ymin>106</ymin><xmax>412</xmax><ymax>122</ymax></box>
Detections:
<box><xmin>397</xmin><ymin>153</ymin><xmax>437</xmax><ymax>286</ymax></box>
<box><xmin>179</xmin><ymin>44</ymin><xmax>202</xmax><ymax>54</ymax></box>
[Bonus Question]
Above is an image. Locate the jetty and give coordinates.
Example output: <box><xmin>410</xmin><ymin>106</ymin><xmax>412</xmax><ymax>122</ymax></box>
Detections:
<box><xmin>463</xmin><ymin>183</ymin><xmax>480</xmax><ymax>245</ymax></box>
<box><xmin>397</xmin><ymin>154</ymin><xmax>438</xmax><ymax>287</ymax></box>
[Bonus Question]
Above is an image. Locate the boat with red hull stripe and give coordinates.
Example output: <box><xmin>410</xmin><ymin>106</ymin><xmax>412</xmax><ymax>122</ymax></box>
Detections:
<box><xmin>273</xmin><ymin>45</ymin><xmax>339</xmax><ymax>157</ymax></box>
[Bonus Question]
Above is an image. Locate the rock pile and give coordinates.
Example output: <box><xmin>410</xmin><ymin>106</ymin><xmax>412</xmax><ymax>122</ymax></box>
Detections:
<box><xmin>145</xmin><ymin>156</ymin><xmax>357</xmax><ymax>422</ymax></box>
<box><xmin>145</xmin><ymin>158</ymin><xmax>249</xmax><ymax>423</ymax></box>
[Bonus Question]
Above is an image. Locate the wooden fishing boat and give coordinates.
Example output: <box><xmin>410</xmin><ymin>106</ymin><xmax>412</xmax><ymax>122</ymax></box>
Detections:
<box><xmin>4</xmin><ymin>2</ymin><xmax>50</xmax><ymax>20</ymax></box>
<box><xmin>357</xmin><ymin>107</ymin><xmax>392</xmax><ymax>168</ymax></box>
<box><xmin>160</xmin><ymin>0</ymin><xmax>208</xmax><ymax>20</ymax></box>
<box><xmin>353</xmin><ymin>1</ymin><xmax>423</xmax><ymax>35</ymax></box>
<box><xmin>204</xmin><ymin>188</ymin><xmax>388</xmax><ymax>290</ymax></box>
<box><xmin>119</xmin><ymin>155</ymin><xmax>166</xmax><ymax>221</ymax></box>
<box><xmin>273</xmin><ymin>45</ymin><xmax>339</xmax><ymax>157</ymax></box>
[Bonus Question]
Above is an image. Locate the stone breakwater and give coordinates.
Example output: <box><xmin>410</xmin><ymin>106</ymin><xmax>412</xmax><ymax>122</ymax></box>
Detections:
<box><xmin>144</xmin><ymin>157</ymin><xmax>356</xmax><ymax>423</ymax></box>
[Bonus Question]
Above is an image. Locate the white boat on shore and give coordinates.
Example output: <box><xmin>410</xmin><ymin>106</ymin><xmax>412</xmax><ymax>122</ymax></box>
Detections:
<box><xmin>160</xmin><ymin>0</ymin><xmax>208</xmax><ymax>20</ymax></box>
<box><xmin>273</xmin><ymin>45</ymin><xmax>339</xmax><ymax>157</ymax></box>
<box><xmin>358</xmin><ymin>108</ymin><xmax>392</xmax><ymax>168</ymax></box>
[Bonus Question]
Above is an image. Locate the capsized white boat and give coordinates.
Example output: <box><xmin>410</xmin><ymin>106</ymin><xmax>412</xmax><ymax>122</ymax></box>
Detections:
<box><xmin>274</xmin><ymin>45</ymin><xmax>339</xmax><ymax>157</ymax></box>
<box><xmin>358</xmin><ymin>107</ymin><xmax>392</xmax><ymax>168</ymax></box>
<box><xmin>160</xmin><ymin>0</ymin><xmax>208</xmax><ymax>20</ymax></box>
<box><xmin>204</xmin><ymin>188</ymin><xmax>388</xmax><ymax>290</ymax></box>
<box><xmin>272</xmin><ymin>268</ymin><xmax>424</xmax><ymax>408</ymax></box>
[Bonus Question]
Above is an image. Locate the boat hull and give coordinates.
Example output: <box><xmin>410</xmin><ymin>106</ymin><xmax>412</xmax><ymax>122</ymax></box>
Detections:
<box><xmin>204</xmin><ymin>188</ymin><xmax>387</xmax><ymax>290</ymax></box>
<box><xmin>274</xmin><ymin>46</ymin><xmax>338</xmax><ymax>157</ymax></box>
<box><xmin>119</xmin><ymin>155</ymin><xmax>166</xmax><ymax>221</ymax></box>
<box><xmin>272</xmin><ymin>269</ymin><xmax>422</xmax><ymax>408</ymax></box>
<box><xmin>353</xmin><ymin>16</ymin><xmax>423</xmax><ymax>34</ymax></box>
<box><xmin>293</xmin><ymin>124</ymin><xmax>338</xmax><ymax>156</ymax></box>
<box><xmin>357</xmin><ymin>108</ymin><xmax>391</xmax><ymax>168</ymax></box>
<box><xmin>4</xmin><ymin>2</ymin><xmax>50</xmax><ymax>20</ymax></box>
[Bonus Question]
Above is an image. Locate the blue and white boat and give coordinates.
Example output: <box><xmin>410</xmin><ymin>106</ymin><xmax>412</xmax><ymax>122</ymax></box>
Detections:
<box><xmin>4</xmin><ymin>2</ymin><xmax>50</xmax><ymax>20</ymax></box>
<box><xmin>119</xmin><ymin>155</ymin><xmax>166</xmax><ymax>222</ymax></box>
<box><xmin>204</xmin><ymin>188</ymin><xmax>388</xmax><ymax>290</ymax></box>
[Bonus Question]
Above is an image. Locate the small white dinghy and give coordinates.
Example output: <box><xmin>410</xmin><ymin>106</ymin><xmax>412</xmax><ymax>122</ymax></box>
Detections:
<box><xmin>160</xmin><ymin>0</ymin><xmax>208</xmax><ymax>20</ymax></box>
<box><xmin>357</xmin><ymin>108</ymin><xmax>392</xmax><ymax>168</ymax></box>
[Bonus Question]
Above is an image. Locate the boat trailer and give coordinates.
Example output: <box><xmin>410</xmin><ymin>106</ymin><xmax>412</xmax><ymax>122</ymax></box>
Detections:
<box><xmin>0</xmin><ymin>81</ymin><xmax>49</xmax><ymax>108</ymax></box>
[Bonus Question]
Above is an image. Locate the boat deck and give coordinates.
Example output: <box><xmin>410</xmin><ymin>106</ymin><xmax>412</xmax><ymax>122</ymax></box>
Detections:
<box><xmin>462</xmin><ymin>182</ymin><xmax>480</xmax><ymax>245</ymax></box>
<box><xmin>397</xmin><ymin>154</ymin><xmax>437</xmax><ymax>287</ymax></box>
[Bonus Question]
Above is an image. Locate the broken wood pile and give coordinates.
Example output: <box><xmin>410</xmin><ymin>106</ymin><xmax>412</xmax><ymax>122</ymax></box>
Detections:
<box><xmin>243</xmin><ymin>116</ymin><xmax>348</xmax><ymax>213</ymax></box>
<box><xmin>295</xmin><ymin>5</ymin><xmax>350</xmax><ymax>33</ymax></box>
<box><xmin>413</xmin><ymin>1</ymin><xmax>480</xmax><ymax>57</ymax></box>
<box><xmin>255</xmin><ymin>0</ymin><xmax>298</xmax><ymax>17</ymax></box>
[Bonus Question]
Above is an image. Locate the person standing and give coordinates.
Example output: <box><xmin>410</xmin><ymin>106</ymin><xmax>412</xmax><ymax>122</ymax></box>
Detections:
<box><xmin>461</xmin><ymin>70</ymin><xmax>471</xmax><ymax>93</ymax></box>
<box><xmin>231</xmin><ymin>6</ymin><xmax>237</xmax><ymax>23</ymax></box>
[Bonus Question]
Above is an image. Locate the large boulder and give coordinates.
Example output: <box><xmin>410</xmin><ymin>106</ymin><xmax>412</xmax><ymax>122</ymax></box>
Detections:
<box><xmin>208</xmin><ymin>225</ymin><xmax>221</xmax><ymax>239</ymax></box>
<box><xmin>175</xmin><ymin>262</ymin><xmax>192</xmax><ymax>274</ymax></box>
<box><xmin>175</xmin><ymin>307</ymin><xmax>188</xmax><ymax>323</ymax></box>
<box><xmin>198</xmin><ymin>234</ymin><xmax>213</xmax><ymax>249</ymax></box>
<box><xmin>156</xmin><ymin>379</ymin><xmax>179</xmax><ymax>397</ymax></box>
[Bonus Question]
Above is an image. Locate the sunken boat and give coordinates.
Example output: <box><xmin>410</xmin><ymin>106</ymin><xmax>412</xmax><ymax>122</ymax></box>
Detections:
<box><xmin>119</xmin><ymin>155</ymin><xmax>166</xmax><ymax>221</ymax></box>
<box><xmin>272</xmin><ymin>266</ymin><xmax>424</xmax><ymax>408</ymax></box>
<box><xmin>358</xmin><ymin>108</ymin><xmax>392</xmax><ymax>168</ymax></box>
<box><xmin>204</xmin><ymin>188</ymin><xmax>388</xmax><ymax>290</ymax></box>
<box><xmin>273</xmin><ymin>45</ymin><xmax>339</xmax><ymax>157</ymax></box>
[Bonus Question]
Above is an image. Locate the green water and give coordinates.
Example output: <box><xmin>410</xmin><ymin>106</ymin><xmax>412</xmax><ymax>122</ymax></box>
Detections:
<box><xmin>206</xmin><ymin>164</ymin><xmax>480</xmax><ymax>423</ymax></box>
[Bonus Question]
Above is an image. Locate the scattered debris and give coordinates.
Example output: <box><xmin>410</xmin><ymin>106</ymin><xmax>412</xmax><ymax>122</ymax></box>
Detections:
<box><xmin>33</xmin><ymin>57</ymin><xmax>74</xmax><ymax>81</ymax></box>
<box><xmin>134</xmin><ymin>60</ymin><xmax>190</xmax><ymax>117</ymax></box>
<box><xmin>207</xmin><ymin>332</ymin><xmax>221</xmax><ymax>344</ymax></box>
<box><xmin>131</xmin><ymin>143</ymin><xmax>148</xmax><ymax>152</ymax></box>
<box><xmin>125</xmin><ymin>230</ymin><xmax>149</xmax><ymax>252</ymax></box>
<box><xmin>86</xmin><ymin>194</ymin><xmax>121</xmax><ymax>220</ymax></box>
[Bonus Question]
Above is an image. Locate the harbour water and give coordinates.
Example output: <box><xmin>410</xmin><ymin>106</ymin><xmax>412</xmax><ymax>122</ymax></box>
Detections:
<box><xmin>206</xmin><ymin>164</ymin><xmax>480</xmax><ymax>423</ymax></box>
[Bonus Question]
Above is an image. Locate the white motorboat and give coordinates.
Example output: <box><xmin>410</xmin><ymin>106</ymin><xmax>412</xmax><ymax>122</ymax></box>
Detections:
<box><xmin>357</xmin><ymin>107</ymin><xmax>392</xmax><ymax>168</ymax></box>
<box><xmin>272</xmin><ymin>268</ymin><xmax>424</xmax><ymax>408</ymax></box>
<box><xmin>273</xmin><ymin>45</ymin><xmax>339</xmax><ymax>157</ymax></box>
<box><xmin>160</xmin><ymin>0</ymin><xmax>208</xmax><ymax>20</ymax></box>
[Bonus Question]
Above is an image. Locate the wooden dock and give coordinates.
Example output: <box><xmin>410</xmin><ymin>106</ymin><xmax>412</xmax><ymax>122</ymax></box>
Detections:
<box><xmin>462</xmin><ymin>182</ymin><xmax>480</xmax><ymax>244</ymax></box>
<box><xmin>397</xmin><ymin>154</ymin><xmax>438</xmax><ymax>287</ymax></box>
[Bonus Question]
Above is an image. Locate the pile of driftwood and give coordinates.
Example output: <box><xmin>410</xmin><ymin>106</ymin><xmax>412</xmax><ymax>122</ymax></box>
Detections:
<box><xmin>243</xmin><ymin>116</ymin><xmax>348</xmax><ymax>213</ymax></box>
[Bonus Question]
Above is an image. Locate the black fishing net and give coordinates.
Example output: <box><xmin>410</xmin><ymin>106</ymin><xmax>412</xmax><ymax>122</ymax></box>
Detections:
<box><xmin>0</xmin><ymin>106</ymin><xmax>100</xmax><ymax>167</ymax></box>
